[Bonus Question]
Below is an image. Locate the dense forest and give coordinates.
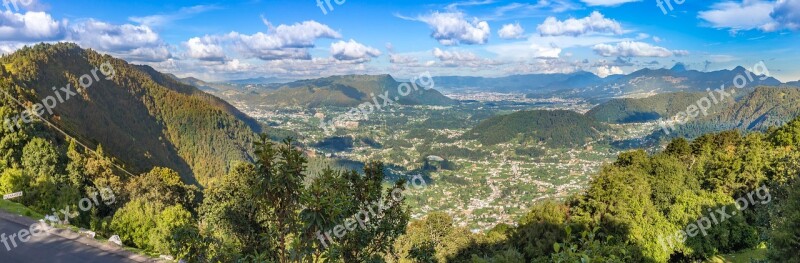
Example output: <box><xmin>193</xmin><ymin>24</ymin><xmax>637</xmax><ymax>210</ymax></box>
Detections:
<box><xmin>662</xmin><ymin>86</ymin><xmax>800</xmax><ymax>140</ymax></box>
<box><xmin>0</xmin><ymin>43</ymin><xmax>260</xmax><ymax>186</ymax></box>
<box><xmin>219</xmin><ymin>74</ymin><xmax>455</xmax><ymax>109</ymax></box>
<box><xmin>587</xmin><ymin>92</ymin><xmax>718</xmax><ymax>123</ymax></box>
<box><xmin>464</xmin><ymin>110</ymin><xmax>607</xmax><ymax>147</ymax></box>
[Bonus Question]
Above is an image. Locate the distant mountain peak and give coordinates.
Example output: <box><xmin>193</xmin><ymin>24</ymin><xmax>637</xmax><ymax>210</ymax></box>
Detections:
<box><xmin>732</xmin><ymin>65</ymin><xmax>748</xmax><ymax>72</ymax></box>
<box><xmin>671</xmin><ymin>63</ymin><xmax>688</xmax><ymax>72</ymax></box>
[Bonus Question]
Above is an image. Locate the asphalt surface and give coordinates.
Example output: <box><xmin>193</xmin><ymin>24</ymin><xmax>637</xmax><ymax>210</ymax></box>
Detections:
<box><xmin>0</xmin><ymin>214</ymin><xmax>139</xmax><ymax>263</ymax></box>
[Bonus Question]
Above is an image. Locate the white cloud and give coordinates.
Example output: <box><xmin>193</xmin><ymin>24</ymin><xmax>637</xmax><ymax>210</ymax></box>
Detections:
<box><xmin>592</xmin><ymin>41</ymin><xmax>681</xmax><ymax>57</ymax></box>
<box><xmin>330</xmin><ymin>39</ymin><xmax>381</xmax><ymax>61</ymax></box>
<box><xmin>698</xmin><ymin>0</ymin><xmax>782</xmax><ymax>32</ymax></box>
<box><xmin>537</xmin><ymin>11</ymin><xmax>623</xmax><ymax>36</ymax></box>
<box><xmin>389</xmin><ymin>54</ymin><xmax>420</xmax><ymax>65</ymax></box>
<box><xmin>0</xmin><ymin>11</ymin><xmax>65</xmax><ymax>41</ymax></box>
<box><xmin>0</xmin><ymin>42</ymin><xmax>26</xmax><ymax>55</ymax></box>
<box><xmin>595</xmin><ymin>65</ymin><xmax>624</xmax><ymax>77</ymax></box>
<box><xmin>580</xmin><ymin>0</ymin><xmax>641</xmax><ymax>6</ymax></box>
<box><xmin>431</xmin><ymin>47</ymin><xmax>506</xmax><ymax>67</ymax></box>
<box><xmin>433</xmin><ymin>47</ymin><xmax>480</xmax><ymax>62</ymax></box>
<box><xmin>697</xmin><ymin>0</ymin><xmax>800</xmax><ymax>32</ymax></box>
<box><xmin>184</xmin><ymin>35</ymin><xmax>226</xmax><ymax>61</ymax></box>
<box><xmin>416</xmin><ymin>12</ymin><xmax>491</xmax><ymax>45</ymax></box>
<box><xmin>229</xmin><ymin>20</ymin><xmax>341</xmax><ymax>60</ymax></box>
<box><xmin>771</xmin><ymin>0</ymin><xmax>800</xmax><ymax>30</ymax></box>
<box><xmin>69</xmin><ymin>19</ymin><xmax>171</xmax><ymax>62</ymax></box>
<box><xmin>498</xmin><ymin>23</ymin><xmax>525</xmax><ymax>39</ymax></box>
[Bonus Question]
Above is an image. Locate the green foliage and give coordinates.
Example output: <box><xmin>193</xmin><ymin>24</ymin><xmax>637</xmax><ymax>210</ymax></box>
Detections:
<box><xmin>111</xmin><ymin>199</ymin><xmax>158</xmax><ymax>249</ymax></box>
<box><xmin>587</xmin><ymin>92</ymin><xmax>709</xmax><ymax>123</ymax></box>
<box><xmin>199</xmin><ymin>134</ymin><xmax>411</xmax><ymax>262</ymax></box>
<box><xmin>465</xmin><ymin>110</ymin><xmax>607</xmax><ymax>147</ymax></box>
<box><xmin>767</xmin><ymin>177</ymin><xmax>800</xmax><ymax>262</ymax></box>
<box><xmin>511</xmin><ymin>201</ymin><xmax>569</xmax><ymax>261</ymax></box>
<box><xmin>238</xmin><ymin>74</ymin><xmax>454</xmax><ymax>108</ymax></box>
<box><xmin>150</xmin><ymin>205</ymin><xmax>194</xmax><ymax>255</ymax></box>
<box><xmin>1</xmin><ymin>43</ymin><xmax>260</xmax><ymax>187</ymax></box>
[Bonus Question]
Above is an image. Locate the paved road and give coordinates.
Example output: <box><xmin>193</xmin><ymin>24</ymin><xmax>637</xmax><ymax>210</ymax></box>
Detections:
<box><xmin>0</xmin><ymin>214</ymin><xmax>139</xmax><ymax>263</ymax></box>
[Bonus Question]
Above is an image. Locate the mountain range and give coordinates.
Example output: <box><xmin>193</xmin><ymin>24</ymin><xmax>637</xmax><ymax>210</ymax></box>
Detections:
<box><xmin>198</xmin><ymin>74</ymin><xmax>456</xmax><ymax>108</ymax></box>
<box><xmin>430</xmin><ymin>63</ymin><xmax>785</xmax><ymax>101</ymax></box>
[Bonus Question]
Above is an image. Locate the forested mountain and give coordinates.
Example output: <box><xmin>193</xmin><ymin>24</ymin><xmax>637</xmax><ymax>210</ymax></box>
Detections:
<box><xmin>463</xmin><ymin>110</ymin><xmax>607</xmax><ymax>147</ymax></box>
<box><xmin>663</xmin><ymin>86</ymin><xmax>800</xmax><ymax>139</ymax></box>
<box><xmin>550</xmin><ymin>65</ymin><xmax>782</xmax><ymax>100</ymax></box>
<box><xmin>587</xmin><ymin>92</ymin><xmax>722</xmax><ymax>123</ymax></box>
<box><xmin>0</xmin><ymin>43</ymin><xmax>259</xmax><ymax>186</ymax></box>
<box><xmin>215</xmin><ymin>74</ymin><xmax>455</xmax><ymax>108</ymax></box>
<box><xmin>433</xmin><ymin>71</ymin><xmax>607</xmax><ymax>94</ymax></box>
<box><xmin>434</xmin><ymin>64</ymin><xmax>786</xmax><ymax>100</ymax></box>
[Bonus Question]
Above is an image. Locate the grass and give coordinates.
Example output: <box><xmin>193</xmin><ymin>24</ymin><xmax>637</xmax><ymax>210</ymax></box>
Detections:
<box><xmin>0</xmin><ymin>199</ymin><xmax>45</xmax><ymax>219</ymax></box>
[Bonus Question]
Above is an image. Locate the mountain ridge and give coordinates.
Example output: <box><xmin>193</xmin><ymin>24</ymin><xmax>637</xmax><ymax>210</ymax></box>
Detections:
<box><xmin>0</xmin><ymin>43</ymin><xmax>259</xmax><ymax>186</ymax></box>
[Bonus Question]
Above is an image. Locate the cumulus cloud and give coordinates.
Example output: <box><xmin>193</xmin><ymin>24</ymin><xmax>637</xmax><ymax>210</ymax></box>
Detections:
<box><xmin>184</xmin><ymin>35</ymin><xmax>226</xmax><ymax>61</ymax></box>
<box><xmin>592</xmin><ymin>41</ymin><xmax>683</xmax><ymax>57</ymax></box>
<box><xmin>498</xmin><ymin>23</ymin><xmax>525</xmax><ymax>39</ymax></box>
<box><xmin>330</xmin><ymin>39</ymin><xmax>381</xmax><ymax>61</ymax></box>
<box><xmin>771</xmin><ymin>0</ymin><xmax>800</xmax><ymax>30</ymax></box>
<box><xmin>0</xmin><ymin>11</ymin><xmax>66</xmax><ymax>41</ymax></box>
<box><xmin>580</xmin><ymin>0</ymin><xmax>641</xmax><ymax>6</ymax></box>
<box><xmin>537</xmin><ymin>11</ymin><xmax>623</xmax><ymax>36</ymax></box>
<box><xmin>416</xmin><ymin>12</ymin><xmax>490</xmax><ymax>45</ymax></box>
<box><xmin>229</xmin><ymin>20</ymin><xmax>341</xmax><ymax>60</ymax></box>
<box><xmin>69</xmin><ymin>19</ymin><xmax>171</xmax><ymax>62</ymax></box>
<box><xmin>595</xmin><ymin>65</ymin><xmax>624</xmax><ymax>77</ymax></box>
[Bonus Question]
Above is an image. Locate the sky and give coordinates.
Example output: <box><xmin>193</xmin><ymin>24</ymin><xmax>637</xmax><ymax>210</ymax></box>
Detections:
<box><xmin>1</xmin><ymin>0</ymin><xmax>799</xmax><ymax>82</ymax></box>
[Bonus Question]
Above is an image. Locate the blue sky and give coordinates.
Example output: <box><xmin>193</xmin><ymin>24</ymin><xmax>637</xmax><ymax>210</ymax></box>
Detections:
<box><xmin>2</xmin><ymin>0</ymin><xmax>799</xmax><ymax>82</ymax></box>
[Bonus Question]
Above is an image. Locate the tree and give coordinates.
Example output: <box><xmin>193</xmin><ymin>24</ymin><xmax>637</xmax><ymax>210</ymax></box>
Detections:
<box><xmin>150</xmin><ymin>205</ymin><xmax>194</xmax><ymax>255</ymax></box>
<box><xmin>768</xmin><ymin>177</ymin><xmax>800</xmax><ymax>262</ymax></box>
<box><xmin>111</xmin><ymin>199</ymin><xmax>158</xmax><ymax>249</ymax></box>
<box><xmin>127</xmin><ymin>167</ymin><xmax>200</xmax><ymax>214</ymax></box>
<box><xmin>200</xmin><ymin>134</ymin><xmax>409</xmax><ymax>262</ymax></box>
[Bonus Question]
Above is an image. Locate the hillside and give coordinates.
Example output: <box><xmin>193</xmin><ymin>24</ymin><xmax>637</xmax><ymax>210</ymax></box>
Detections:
<box><xmin>463</xmin><ymin>110</ymin><xmax>607</xmax><ymax>147</ymax></box>
<box><xmin>587</xmin><ymin>92</ymin><xmax>715</xmax><ymax>123</ymax></box>
<box><xmin>218</xmin><ymin>74</ymin><xmax>455</xmax><ymax>108</ymax></box>
<box><xmin>0</xmin><ymin>43</ymin><xmax>259</xmax><ymax>186</ymax></box>
<box><xmin>663</xmin><ymin>86</ymin><xmax>800</xmax><ymax>139</ymax></box>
